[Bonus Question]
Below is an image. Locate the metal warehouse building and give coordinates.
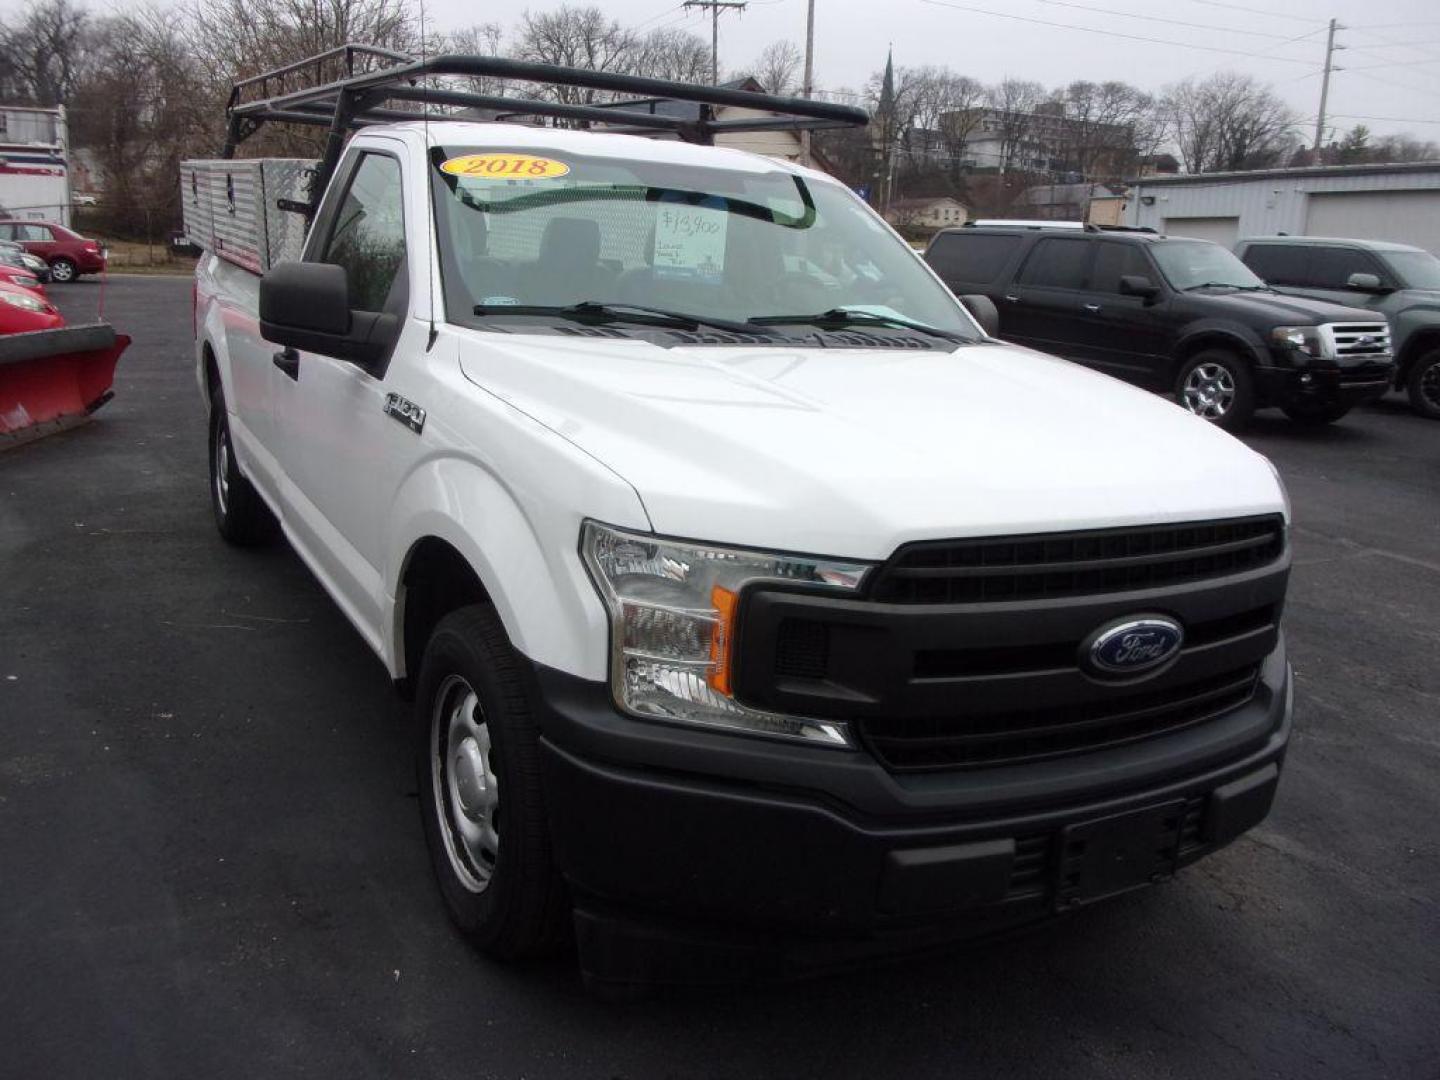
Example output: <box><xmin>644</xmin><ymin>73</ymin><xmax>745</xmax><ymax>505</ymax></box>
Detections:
<box><xmin>1124</xmin><ymin>162</ymin><xmax>1440</xmax><ymax>254</ymax></box>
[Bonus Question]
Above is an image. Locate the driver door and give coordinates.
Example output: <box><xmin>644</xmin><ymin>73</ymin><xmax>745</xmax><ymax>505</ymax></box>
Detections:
<box><xmin>267</xmin><ymin>147</ymin><xmax>422</xmax><ymax>646</ymax></box>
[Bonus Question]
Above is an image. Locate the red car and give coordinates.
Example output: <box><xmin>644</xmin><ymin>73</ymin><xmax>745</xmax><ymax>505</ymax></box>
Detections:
<box><xmin>0</xmin><ymin>220</ymin><xmax>106</xmax><ymax>283</ymax></box>
<box><xmin>0</xmin><ymin>265</ymin><xmax>46</xmax><ymax>296</ymax></box>
<box><xmin>0</xmin><ymin>280</ymin><xmax>64</xmax><ymax>332</ymax></box>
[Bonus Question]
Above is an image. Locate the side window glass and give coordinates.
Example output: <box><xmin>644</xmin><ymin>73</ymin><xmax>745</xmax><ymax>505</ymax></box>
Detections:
<box><xmin>1242</xmin><ymin>245</ymin><xmax>1309</xmax><ymax>286</ymax></box>
<box><xmin>1016</xmin><ymin>238</ymin><xmax>1091</xmax><ymax>290</ymax></box>
<box><xmin>927</xmin><ymin>233</ymin><xmax>1021</xmax><ymax>283</ymax></box>
<box><xmin>1310</xmin><ymin>247</ymin><xmax>1385</xmax><ymax>289</ymax></box>
<box><xmin>1090</xmin><ymin>243</ymin><xmax>1153</xmax><ymax>294</ymax></box>
<box><xmin>318</xmin><ymin>153</ymin><xmax>407</xmax><ymax>312</ymax></box>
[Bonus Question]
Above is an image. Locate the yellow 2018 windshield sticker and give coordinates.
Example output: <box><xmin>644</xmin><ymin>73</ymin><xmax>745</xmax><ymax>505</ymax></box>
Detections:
<box><xmin>440</xmin><ymin>153</ymin><xmax>571</xmax><ymax>179</ymax></box>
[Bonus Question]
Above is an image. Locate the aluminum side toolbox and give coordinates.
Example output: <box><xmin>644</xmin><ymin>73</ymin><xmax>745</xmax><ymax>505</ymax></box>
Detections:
<box><xmin>181</xmin><ymin>158</ymin><xmax>317</xmax><ymax>273</ymax></box>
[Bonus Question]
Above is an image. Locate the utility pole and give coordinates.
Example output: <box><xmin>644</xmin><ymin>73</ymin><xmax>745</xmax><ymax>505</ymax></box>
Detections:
<box><xmin>1314</xmin><ymin>17</ymin><xmax>1345</xmax><ymax>153</ymax></box>
<box><xmin>684</xmin><ymin>0</ymin><xmax>747</xmax><ymax>85</ymax></box>
<box><xmin>800</xmin><ymin>0</ymin><xmax>816</xmax><ymax>166</ymax></box>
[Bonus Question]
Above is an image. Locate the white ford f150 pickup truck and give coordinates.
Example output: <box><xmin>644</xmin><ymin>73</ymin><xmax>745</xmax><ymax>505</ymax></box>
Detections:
<box><xmin>189</xmin><ymin>51</ymin><xmax>1293</xmax><ymax>990</ymax></box>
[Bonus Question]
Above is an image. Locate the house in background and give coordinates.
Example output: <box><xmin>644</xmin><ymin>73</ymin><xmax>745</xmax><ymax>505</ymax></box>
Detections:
<box><xmin>884</xmin><ymin>195</ymin><xmax>968</xmax><ymax>234</ymax></box>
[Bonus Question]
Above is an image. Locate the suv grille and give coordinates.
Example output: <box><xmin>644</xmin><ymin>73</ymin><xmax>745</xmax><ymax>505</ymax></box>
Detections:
<box><xmin>870</xmin><ymin>516</ymin><xmax>1285</xmax><ymax>604</ymax></box>
<box><xmin>862</xmin><ymin>664</ymin><xmax>1262</xmax><ymax>771</ymax></box>
<box><xmin>1321</xmin><ymin>322</ymin><xmax>1391</xmax><ymax>358</ymax></box>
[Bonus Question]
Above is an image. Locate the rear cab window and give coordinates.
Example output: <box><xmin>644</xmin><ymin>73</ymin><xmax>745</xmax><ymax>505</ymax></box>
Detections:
<box><xmin>925</xmin><ymin>232</ymin><xmax>1022</xmax><ymax>286</ymax></box>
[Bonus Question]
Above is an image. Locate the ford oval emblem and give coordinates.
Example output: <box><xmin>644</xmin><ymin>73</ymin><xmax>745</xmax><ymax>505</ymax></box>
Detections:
<box><xmin>1084</xmin><ymin>616</ymin><xmax>1184</xmax><ymax>678</ymax></box>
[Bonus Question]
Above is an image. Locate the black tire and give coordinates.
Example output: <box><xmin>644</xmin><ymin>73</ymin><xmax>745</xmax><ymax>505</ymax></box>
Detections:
<box><xmin>415</xmin><ymin>604</ymin><xmax>570</xmax><ymax>960</ymax></box>
<box><xmin>1406</xmin><ymin>349</ymin><xmax>1440</xmax><ymax>420</ymax></box>
<box><xmin>208</xmin><ymin>392</ymin><xmax>277</xmax><ymax>546</ymax></box>
<box><xmin>48</xmin><ymin>256</ymin><xmax>77</xmax><ymax>283</ymax></box>
<box><xmin>1174</xmin><ymin>349</ymin><xmax>1256</xmax><ymax>431</ymax></box>
<box><xmin>1281</xmin><ymin>401</ymin><xmax>1351</xmax><ymax>425</ymax></box>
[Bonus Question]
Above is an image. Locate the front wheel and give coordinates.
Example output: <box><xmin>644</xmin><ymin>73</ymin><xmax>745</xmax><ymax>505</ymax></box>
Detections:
<box><xmin>1281</xmin><ymin>401</ymin><xmax>1351</xmax><ymax>425</ymax></box>
<box><xmin>1407</xmin><ymin>349</ymin><xmax>1440</xmax><ymax>420</ymax></box>
<box><xmin>1175</xmin><ymin>350</ymin><xmax>1255</xmax><ymax>430</ymax></box>
<box><xmin>48</xmin><ymin>256</ymin><xmax>77</xmax><ymax>283</ymax></box>
<box><xmin>415</xmin><ymin>605</ymin><xmax>570</xmax><ymax>959</ymax></box>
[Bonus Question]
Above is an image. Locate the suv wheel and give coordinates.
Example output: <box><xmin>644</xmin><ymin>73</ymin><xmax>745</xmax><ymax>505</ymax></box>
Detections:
<box><xmin>415</xmin><ymin>605</ymin><xmax>570</xmax><ymax>959</ymax></box>
<box><xmin>48</xmin><ymin>256</ymin><xmax>77</xmax><ymax>283</ymax></box>
<box><xmin>1175</xmin><ymin>350</ymin><xmax>1255</xmax><ymax>430</ymax></box>
<box><xmin>1407</xmin><ymin>348</ymin><xmax>1440</xmax><ymax>420</ymax></box>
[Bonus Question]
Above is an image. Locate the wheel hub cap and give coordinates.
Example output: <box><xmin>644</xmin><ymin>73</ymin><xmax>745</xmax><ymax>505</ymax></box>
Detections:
<box><xmin>431</xmin><ymin>675</ymin><xmax>499</xmax><ymax>893</ymax></box>
<box><xmin>1183</xmin><ymin>363</ymin><xmax>1235</xmax><ymax>419</ymax></box>
<box><xmin>453</xmin><ymin>737</ymin><xmax>490</xmax><ymax>819</ymax></box>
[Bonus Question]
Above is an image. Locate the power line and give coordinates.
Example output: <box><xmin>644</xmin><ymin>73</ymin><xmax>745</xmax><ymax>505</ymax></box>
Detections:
<box><xmin>919</xmin><ymin>0</ymin><xmax>1317</xmax><ymax>65</ymax></box>
<box><xmin>1175</xmin><ymin>0</ymin><xmax>1325</xmax><ymax>26</ymax></box>
<box><xmin>999</xmin><ymin>0</ymin><xmax>1322</xmax><ymax>41</ymax></box>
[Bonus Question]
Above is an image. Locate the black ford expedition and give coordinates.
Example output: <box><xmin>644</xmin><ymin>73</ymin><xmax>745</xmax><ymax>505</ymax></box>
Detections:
<box><xmin>925</xmin><ymin>223</ymin><xmax>1395</xmax><ymax>429</ymax></box>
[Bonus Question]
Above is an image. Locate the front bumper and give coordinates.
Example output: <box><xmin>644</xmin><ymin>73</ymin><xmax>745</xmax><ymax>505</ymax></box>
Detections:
<box><xmin>1257</xmin><ymin>356</ymin><xmax>1393</xmax><ymax>409</ymax></box>
<box><xmin>525</xmin><ymin>643</ymin><xmax>1292</xmax><ymax>985</ymax></box>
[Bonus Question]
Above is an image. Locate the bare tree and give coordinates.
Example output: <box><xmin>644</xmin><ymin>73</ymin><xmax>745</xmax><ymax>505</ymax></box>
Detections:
<box><xmin>934</xmin><ymin>74</ymin><xmax>986</xmax><ymax>179</ymax></box>
<box><xmin>448</xmin><ymin>23</ymin><xmax>510</xmax><ymax>98</ymax></box>
<box><xmin>1161</xmin><ymin>73</ymin><xmax>1297</xmax><ymax>173</ymax></box>
<box><xmin>630</xmin><ymin>26</ymin><xmax>710</xmax><ymax>84</ymax></box>
<box><xmin>1371</xmin><ymin>132</ymin><xmax>1440</xmax><ymax>163</ymax></box>
<box><xmin>746</xmin><ymin>40</ymin><xmax>803</xmax><ymax>96</ymax></box>
<box><xmin>1050</xmin><ymin>80</ymin><xmax>1158</xmax><ymax>180</ymax></box>
<box><xmin>986</xmin><ymin>78</ymin><xmax>1045</xmax><ymax>173</ymax></box>
<box><xmin>0</xmin><ymin>0</ymin><xmax>92</xmax><ymax>106</ymax></box>
<box><xmin>513</xmin><ymin>6</ymin><xmax>636</xmax><ymax>105</ymax></box>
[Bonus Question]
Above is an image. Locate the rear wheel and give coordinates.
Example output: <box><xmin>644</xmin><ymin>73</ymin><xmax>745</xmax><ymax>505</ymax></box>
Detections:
<box><xmin>1281</xmin><ymin>401</ymin><xmax>1351</xmax><ymax>425</ymax></box>
<box><xmin>208</xmin><ymin>392</ymin><xmax>277</xmax><ymax>546</ymax></box>
<box><xmin>48</xmin><ymin>257</ymin><xmax>76</xmax><ymax>283</ymax></box>
<box><xmin>1175</xmin><ymin>350</ymin><xmax>1255</xmax><ymax>430</ymax></box>
<box><xmin>415</xmin><ymin>605</ymin><xmax>570</xmax><ymax>959</ymax></box>
<box><xmin>1406</xmin><ymin>349</ymin><xmax>1440</xmax><ymax>420</ymax></box>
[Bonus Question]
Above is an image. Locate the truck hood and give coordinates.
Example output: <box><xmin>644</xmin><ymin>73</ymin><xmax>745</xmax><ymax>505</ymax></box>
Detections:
<box><xmin>456</xmin><ymin>333</ymin><xmax>1284</xmax><ymax>559</ymax></box>
<box><xmin>1193</xmin><ymin>289</ymin><xmax>1383</xmax><ymax>324</ymax></box>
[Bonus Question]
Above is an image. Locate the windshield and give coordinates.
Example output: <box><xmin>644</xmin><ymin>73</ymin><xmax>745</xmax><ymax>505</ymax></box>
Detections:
<box><xmin>428</xmin><ymin>145</ymin><xmax>978</xmax><ymax>339</ymax></box>
<box><xmin>1151</xmin><ymin>240</ymin><xmax>1267</xmax><ymax>291</ymax></box>
<box><xmin>1387</xmin><ymin>250</ymin><xmax>1440</xmax><ymax>290</ymax></box>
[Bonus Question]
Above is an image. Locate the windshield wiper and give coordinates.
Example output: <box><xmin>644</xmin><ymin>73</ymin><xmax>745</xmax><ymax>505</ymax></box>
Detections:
<box><xmin>747</xmin><ymin>307</ymin><xmax>967</xmax><ymax>342</ymax></box>
<box><xmin>1183</xmin><ymin>282</ymin><xmax>1271</xmax><ymax>292</ymax></box>
<box><xmin>473</xmin><ymin>300</ymin><xmax>761</xmax><ymax>335</ymax></box>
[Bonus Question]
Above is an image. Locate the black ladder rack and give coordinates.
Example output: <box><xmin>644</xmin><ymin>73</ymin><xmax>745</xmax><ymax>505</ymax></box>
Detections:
<box><xmin>221</xmin><ymin>42</ymin><xmax>870</xmax><ymax>219</ymax></box>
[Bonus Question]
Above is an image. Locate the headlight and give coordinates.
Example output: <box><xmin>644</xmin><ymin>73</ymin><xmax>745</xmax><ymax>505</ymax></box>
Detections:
<box><xmin>1262</xmin><ymin>456</ymin><xmax>1292</xmax><ymax>524</ymax></box>
<box><xmin>1270</xmin><ymin>325</ymin><xmax>1327</xmax><ymax>359</ymax></box>
<box><xmin>0</xmin><ymin>291</ymin><xmax>48</xmax><ymax>312</ymax></box>
<box><xmin>21</xmin><ymin>255</ymin><xmax>46</xmax><ymax>272</ymax></box>
<box><xmin>581</xmin><ymin>522</ymin><xmax>870</xmax><ymax>746</ymax></box>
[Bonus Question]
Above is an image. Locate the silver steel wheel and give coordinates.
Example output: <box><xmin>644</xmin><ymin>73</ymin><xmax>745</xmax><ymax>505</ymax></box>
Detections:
<box><xmin>1421</xmin><ymin>361</ymin><xmax>1440</xmax><ymax>410</ymax></box>
<box><xmin>1181</xmin><ymin>361</ymin><xmax>1237</xmax><ymax>420</ymax></box>
<box><xmin>431</xmin><ymin>674</ymin><xmax>500</xmax><ymax>893</ymax></box>
<box><xmin>213</xmin><ymin>419</ymin><xmax>231</xmax><ymax>516</ymax></box>
<box><xmin>49</xmin><ymin>259</ymin><xmax>75</xmax><ymax>283</ymax></box>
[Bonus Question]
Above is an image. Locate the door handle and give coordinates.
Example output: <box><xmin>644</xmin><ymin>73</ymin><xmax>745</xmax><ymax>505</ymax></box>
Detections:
<box><xmin>272</xmin><ymin>348</ymin><xmax>299</xmax><ymax>381</ymax></box>
<box><xmin>1083</xmin><ymin>303</ymin><xmax>1102</xmax><ymax>313</ymax></box>
<box><xmin>1003</xmin><ymin>294</ymin><xmax>1020</xmax><ymax>303</ymax></box>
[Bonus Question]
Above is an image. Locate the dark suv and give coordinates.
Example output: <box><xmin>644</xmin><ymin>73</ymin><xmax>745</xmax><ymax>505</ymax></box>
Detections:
<box><xmin>924</xmin><ymin>223</ymin><xmax>1394</xmax><ymax>428</ymax></box>
<box><xmin>1236</xmin><ymin>236</ymin><xmax>1440</xmax><ymax>420</ymax></box>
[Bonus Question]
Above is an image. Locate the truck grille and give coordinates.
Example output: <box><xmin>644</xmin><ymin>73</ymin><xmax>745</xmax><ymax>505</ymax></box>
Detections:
<box><xmin>869</xmin><ymin>516</ymin><xmax>1285</xmax><ymax>604</ymax></box>
<box><xmin>1321</xmin><ymin>322</ymin><xmax>1391</xmax><ymax>359</ymax></box>
<box><xmin>860</xmin><ymin>665</ymin><xmax>1262</xmax><ymax>771</ymax></box>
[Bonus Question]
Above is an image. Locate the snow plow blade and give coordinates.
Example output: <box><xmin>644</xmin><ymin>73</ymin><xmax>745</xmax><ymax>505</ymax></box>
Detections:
<box><xmin>0</xmin><ymin>325</ymin><xmax>130</xmax><ymax>450</ymax></box>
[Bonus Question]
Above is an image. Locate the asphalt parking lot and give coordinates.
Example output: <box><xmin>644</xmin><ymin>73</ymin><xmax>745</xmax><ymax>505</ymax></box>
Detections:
<box><xmin>3</xmin><ymin>275</ymin><xmax>1438</xmax><ymax>1079</ymax></box>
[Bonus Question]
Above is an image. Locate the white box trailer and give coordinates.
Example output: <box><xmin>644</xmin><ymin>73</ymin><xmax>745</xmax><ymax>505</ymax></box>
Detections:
<box><xmin>0</xmin><ymin>104</ymin><xmax>72</xmax><ymax>226</ymax></box>
<box><xmin>180</xmin><ymin>158</ymin><xmax>316</xmax><ymax>273</ymax></box>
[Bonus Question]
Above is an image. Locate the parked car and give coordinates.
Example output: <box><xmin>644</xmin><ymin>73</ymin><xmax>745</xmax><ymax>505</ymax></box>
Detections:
<box><xmin>1236</xmin><ymin>236</ymin><xmax>1440</xmax><ymax>420</ymax></box>
<box><xmin>0</xmin><ymin>264</ymin><xmax>46</xmax><ymax>295</ymax></box>
<box><xmin>0</xmin><ymin>279</ymin><xmax>64</xmax><ymax>333</ymax></box>
<box><xmin>924</xmin><ymin>223</ymin><xmax>1395</xmax><ymax>428</ymax></box>
<box><xmin>188</xmin><ymin>54</ymin><xmax>1296</xmax><ymax>991</ymax></box>
<box><xmin>0</xmin><ymin>220</ymin><xmax>106</xmax><ymax>283</ymax></box>
<box><xmin>72</xmin><ymin>193</ymin><xmax>99</xmax><ymax>207</ymax></box>
<box><xmin>0</xmin><ymin>239</ymin><xmax>53</xmax><ymax>283</ymax></box>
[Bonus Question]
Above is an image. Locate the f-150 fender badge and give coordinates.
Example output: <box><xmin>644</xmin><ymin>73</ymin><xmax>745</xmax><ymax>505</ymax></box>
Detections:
<box><xmin>384</xmin><ymin>393</ymin><xmax>426</xmax><ymax>434</ymax></box>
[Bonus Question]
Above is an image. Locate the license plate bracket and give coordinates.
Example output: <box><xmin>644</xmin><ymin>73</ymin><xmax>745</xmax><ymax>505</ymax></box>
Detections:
<box><xmin>1056</xmin><ymin>800</ymin><xmax>1187</xmax><ymax>910</ymax></box>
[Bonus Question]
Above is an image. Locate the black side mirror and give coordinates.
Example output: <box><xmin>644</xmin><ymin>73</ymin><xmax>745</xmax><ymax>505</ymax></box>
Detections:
<box><xmin>260</xmin><ymin>261</ymin><xmax>398</xmax><ymax>367</ymax></box>
<box><xmin>1119</xmin><ymin>274</ymin><xmax>1161</xmax><ymax>300</ymax></box>
<box><xmin>1345</xmin><ymin>271</ymin><xmax>1389</xmax><ymax>294</ymax></box>
<box><xmin>959</xmin><ymin>294</ymin><xmax>1000</xmax><ymax>337</ymax></box>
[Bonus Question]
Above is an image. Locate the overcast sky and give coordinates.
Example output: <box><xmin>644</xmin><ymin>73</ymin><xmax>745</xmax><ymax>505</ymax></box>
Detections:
<box><xmin>409</xmin><ymin>0</ymin><xmax>1440</xmax><ymax>142</ymax></box>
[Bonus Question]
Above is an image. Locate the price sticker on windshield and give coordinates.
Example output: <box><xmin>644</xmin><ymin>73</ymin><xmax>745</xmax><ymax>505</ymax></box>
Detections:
<box><xmin>440</xmin><ymin>153</ymin><xmax>571</xmax><ymax>179</ymax></box>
